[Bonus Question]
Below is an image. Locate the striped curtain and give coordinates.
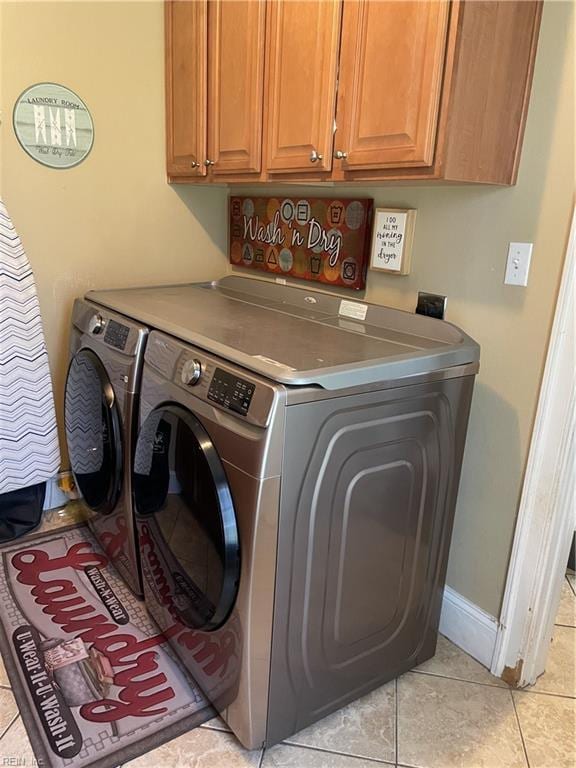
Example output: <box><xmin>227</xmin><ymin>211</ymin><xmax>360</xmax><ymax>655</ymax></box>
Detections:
<box><xmin>0</xmin><ymin>199</ymin><xmax>60</xmax><ymax>494</ymax></box>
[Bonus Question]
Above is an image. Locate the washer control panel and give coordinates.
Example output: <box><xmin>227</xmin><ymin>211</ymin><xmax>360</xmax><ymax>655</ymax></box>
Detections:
<box><xmin>208</xmin><ymin>368</ymin><xmax>255</xmax><ymax>416</ymax></box>
<box><xmin>104</xmin><ymin>319</ymin><xmax>130</xmax><ymax>350</ymax></box>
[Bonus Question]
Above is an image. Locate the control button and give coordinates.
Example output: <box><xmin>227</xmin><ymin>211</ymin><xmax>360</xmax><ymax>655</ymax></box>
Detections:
<box><xmin>181</xmin><ymin>358</ymin><xmax>202</xmax><ymax>386</ymax></box>
<box><xmin>207</xmin><ymin>367</ymin><xmax>255</xmax><ymax>415</ymax></box>
<box><xmin>104</xmin><ymin>320</ymin><xmax>130</xmax><ymax>350</ymax></box>
<box><xmin>88</xmin><ymin>313</ymin><xmax>105</xmax><ymax>335</ymax></box>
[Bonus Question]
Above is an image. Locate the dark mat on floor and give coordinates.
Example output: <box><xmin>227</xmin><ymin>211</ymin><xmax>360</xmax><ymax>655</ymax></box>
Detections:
<box><xmin>0</xmin><ymin>523</ymin><xmax>214</xmax><ymax>768</ymax></box>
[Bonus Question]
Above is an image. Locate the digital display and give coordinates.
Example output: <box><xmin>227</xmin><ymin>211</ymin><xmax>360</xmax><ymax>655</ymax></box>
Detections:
<box><xmin>208</xmin><ymin>368</ymin><xmax>255</xmax><ymax>416</ymax></box>
<box><xmin>104</xmin><ymin>320</ymin><xmax>129</xmax><ymax>350</ymax></box>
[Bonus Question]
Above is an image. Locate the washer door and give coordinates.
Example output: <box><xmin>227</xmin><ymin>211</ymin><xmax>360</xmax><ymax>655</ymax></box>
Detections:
<box><xmin>64</xmin><ymin>349</ymin><xmax>122</xmax><ymax>514</ymax></box>
<box><xmin>134</xmin><ymin>403</ymin><xmax>240</xmax><ymax>632</ymax></box>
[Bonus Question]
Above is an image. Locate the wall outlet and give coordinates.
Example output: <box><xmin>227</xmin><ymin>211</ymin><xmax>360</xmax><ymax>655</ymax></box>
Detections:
<box><xmin>505</xmin><ymin>242</ymin><xmax>533</xmax><ymax>286</ymax></box>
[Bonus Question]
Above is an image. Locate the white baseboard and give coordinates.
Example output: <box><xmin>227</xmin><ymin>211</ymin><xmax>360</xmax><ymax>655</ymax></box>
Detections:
<box><xmin>169</xmin><ymin>470</ymin><xmax>182</xmax><ymax>495</ymax></box>
<box><xmin>440</xmin><ymin>585</ymin><xmax>499</xmax><ymax>670</ymax></box>
<box><xmin>43</xmin><ymin>472</ymin><xmax>75</xmax><ymax>510</ymax></box>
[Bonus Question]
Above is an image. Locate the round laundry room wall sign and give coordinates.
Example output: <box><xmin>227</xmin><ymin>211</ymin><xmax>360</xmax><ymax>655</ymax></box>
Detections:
<box><xmin>13</xmin><ymin>82</ymin><xmax>94</xmax><ymax>169</ymax></box>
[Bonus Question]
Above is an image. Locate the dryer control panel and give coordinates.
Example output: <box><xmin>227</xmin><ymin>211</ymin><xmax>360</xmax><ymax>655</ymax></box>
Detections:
<box><xmin>208</xmin><ymin>368</ymin><xmax>255</xmax><ymax>416</ymax></box>
<box><xmin>144</xmin><ymin>331</ymin><xmax>280</xmax><ymax>428</ymax></box>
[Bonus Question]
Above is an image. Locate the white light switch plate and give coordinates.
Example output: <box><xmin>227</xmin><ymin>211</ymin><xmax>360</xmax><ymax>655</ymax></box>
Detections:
<box><xmin>505</xmin><ymin>242</ymin><xmax>533</xmax><ymax>286</ymax></box>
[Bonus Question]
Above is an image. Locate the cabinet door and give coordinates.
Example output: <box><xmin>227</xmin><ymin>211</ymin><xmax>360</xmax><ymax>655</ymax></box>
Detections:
<box><xmin>165</xmin><ymin>0</ymin><xmax>207</xmax><ymax>176</ymax></box>
<box><xmin>265</xmin><ymin>0</ymin><xmax>342</xmax><ymax>174</ymax></box>
<box><xmin>207</xmin><ymin>1</ymin><xmax>266</xmax><ymax>175</ymax></box>
<box><xmin>335</xmin><ymin>0</ymin><xmax>449</xmax><ymax>170</ymax></box>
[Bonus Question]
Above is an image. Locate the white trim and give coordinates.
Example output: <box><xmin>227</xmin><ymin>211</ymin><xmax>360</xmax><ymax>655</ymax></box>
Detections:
<box><xmin>43</xmin><ymin>475</ymin><xmax>68</xmax><ymax>511</ymax></box>
<box><xmin>440</xmin><ymin>586</ymin><xmax>499</xmax><ymax>669</ymax></box>
<box><xmin>169</xmin><ymin>469</ymin><xmax>182</xmax><ymax>495</ymax></box>
<box><xmin>43</xmin><ymin>471</ymin><xmax>77</xmax><ymax>510</ymax></box>
<box><xmin>492</xmin><ymin>207</ymin><xmax>576</xmax><ymax>686</ymax></box>
<box><xmin>528</xmin><ymin>424</ymin><xmax>575</xmax><ymax>681</ymax></box>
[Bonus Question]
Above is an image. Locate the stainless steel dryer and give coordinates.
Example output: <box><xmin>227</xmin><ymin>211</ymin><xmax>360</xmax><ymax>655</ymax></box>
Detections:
<box><xmin>88</xmin><ymin>277</ymin><xmax>480</xmax><ymax>749</ymax></box>
<box><xmin>64</xmin><ymin>299</ymin><xmax>147</xmax><ymax>596</ymax></box>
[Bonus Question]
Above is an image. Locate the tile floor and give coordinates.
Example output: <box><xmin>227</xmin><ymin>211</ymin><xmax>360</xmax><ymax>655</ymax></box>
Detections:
<box><xmin>0</xmin><ymin>508</ymin><xmax>573</xmax><ymax>768</ymax></box>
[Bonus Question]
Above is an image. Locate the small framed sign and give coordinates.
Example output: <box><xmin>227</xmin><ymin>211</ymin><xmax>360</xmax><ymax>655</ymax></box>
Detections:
<box><xmin>369</xmin><ymin>208</ymin><xmax>416</xmax><ymax>275</ymax></box>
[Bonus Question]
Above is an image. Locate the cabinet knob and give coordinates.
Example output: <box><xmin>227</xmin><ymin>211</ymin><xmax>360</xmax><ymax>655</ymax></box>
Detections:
<box><xmin>334</xmin><ymin>150</ymin><xmax>348</xmax><ymax>160</ymax></box>
<box><xmin>190</xmin><ymin>160</ymin><xmax>200</xmax><ymax>168</ymax></box>
<box><xmin>204</xmin><ymin>159</ymin><xmax>215</xmax><ymax>167</ymax></box>
<box><xmin>309</xmin><ymin>149</ymin><xmax>323</xmax><ymax>163</ymax></box>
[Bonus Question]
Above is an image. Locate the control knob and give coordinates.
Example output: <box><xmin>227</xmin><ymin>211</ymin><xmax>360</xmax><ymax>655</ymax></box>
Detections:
<box><xmin>181</xmin><ymin>358</ymin><xmax>202</xmax><ymax>386</ymax></box>
<box><xmin>88</xmin><ymin>313</ymin><xmax>105</xmax><ymax>335</ymax></box>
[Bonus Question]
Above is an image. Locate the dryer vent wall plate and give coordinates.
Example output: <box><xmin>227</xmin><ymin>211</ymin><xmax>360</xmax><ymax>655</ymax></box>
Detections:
<box><xmin>416</xmin><ymin>291</ymin><xmax>447</xmax><ymax>320</ymax></box>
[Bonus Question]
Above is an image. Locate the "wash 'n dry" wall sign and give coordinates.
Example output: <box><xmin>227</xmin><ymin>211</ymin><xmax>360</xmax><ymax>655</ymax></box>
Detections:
<box><xmin>229</xmin><ymin>196</ymin><xmax>373</xmax><ymax>290</ymax></box>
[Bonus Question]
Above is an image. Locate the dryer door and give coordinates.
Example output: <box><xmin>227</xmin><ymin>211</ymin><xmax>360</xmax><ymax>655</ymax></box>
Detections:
<box><xmin>64</xmin><ymin>348</ymin><xmax>122</xmax><ymax>513</ymax></box>
<box><xmin>134</xmin><ymin>403</ymin><xmax>240</xmax><ymax>632</ymax></box>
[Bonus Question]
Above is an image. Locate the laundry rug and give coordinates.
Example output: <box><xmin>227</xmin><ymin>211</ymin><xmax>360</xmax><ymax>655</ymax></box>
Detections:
<box><xmin>0</xmin><ymin>524</ymin><xmax>215</xmax><ymax>768</ymax></box>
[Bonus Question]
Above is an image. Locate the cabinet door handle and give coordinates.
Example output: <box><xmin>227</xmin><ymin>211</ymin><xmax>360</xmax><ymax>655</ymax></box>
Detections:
<box><xmin>309</xmin><ymin>149</ymin><xmax>323</xmax><ymax>163</ymax></box>
<box><xmin>203</xmin><ymin>159</ymin><xmax>215</xmax><ymax>167</ymax></box>
<box><xmin>334</xmin><ymin>150</ymin><xmax>348</xmax><ymax>160</ymax></box>
<box><xmin>190</xmin><ymin>160</ymin><xmax>200</xmax><ymax>168</ymax></box>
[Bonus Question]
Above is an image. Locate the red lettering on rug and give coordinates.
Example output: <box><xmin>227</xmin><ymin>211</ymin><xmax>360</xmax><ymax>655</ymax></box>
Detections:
<box><xmin>11</xmin><ymin>543</ymin><xmax>176</xmax><ymax>723</ymax></box>
<box><xmin>139</xmin><ymin>524</ymin><xmax>237</xmax><ymax>678</ymax></box>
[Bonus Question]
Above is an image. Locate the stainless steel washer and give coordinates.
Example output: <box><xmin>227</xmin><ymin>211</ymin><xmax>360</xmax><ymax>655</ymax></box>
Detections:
<box><xmin>64</xmin><ymin>299</ymin><xmax>147</xmax><ymax>596</ymax></box>
<box><xmin>133</xmin><ymin>332</ymin><xmax>283</xmax><ymax>747</ymax></box>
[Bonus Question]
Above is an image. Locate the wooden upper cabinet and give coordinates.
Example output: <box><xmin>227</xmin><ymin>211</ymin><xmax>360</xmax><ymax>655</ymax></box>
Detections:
<box><xmin>265</xmin><ymin>0</ymin><xmax>342</xmax><ymax>174</ymax></box>
<box><xmin>165</xmin><ymin>1</ymin><xmax>207</xmax><ymax>177</ymax></box>
<box><xmin>207</xmin><ymin>0</ymin><xmax>266</xmax><ymax>174</ymax></box>
<box><xmin>441</xmin><ymin>1</ymin><xmax>542</xmax><ymax>184</ymax></box>
<box><xmin>165</xmin><ymin>0</ymin><xmax>542</xmax><ymax>185</ymax></box>
<box><xmin>335</xmin><ymin>0</ymin><xmax>449</xmax><ymax>170</ymax></box>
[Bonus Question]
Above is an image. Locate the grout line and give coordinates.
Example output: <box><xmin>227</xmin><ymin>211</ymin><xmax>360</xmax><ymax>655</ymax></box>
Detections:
<box><xmin>409</xmin><ymin>668</ymin><xmax>510</xmax><ymax>690</ymax></box>
<box><xmin>554</xmin><ymin>622</ymin><xmax>576</xmax><ymax>629</ymax></box>
<box><xmin>397</xmin><ymin>763</ymin><xmax>427</xmax><ymax>768</ymax></box>
<box><xmin>281</xmin><ymin>741</ymin><xmax>396</xmax><ymax>765</ymax></box>
<box><xmin>0</xmin><ymin>713</ymin><xmax>18</xmax><ymax>741</ymax></box>
<box><xmin>0</xmin><ymin>714</ymin><xmax>20</xmax><ymax>742</ymax></box>
<box><xmin>258</xmin><ymin>746</ymin><xmax>265</xmax><ymax>768</ymax></box>
<box><xmin>512</xmin><ymin>687</ymin><xmax>576</xmax><ymax>701</ymax></box>
<box><xmin>395</xmin><ymin>758</ymin><xmax>428</xmax><ymax>768</ymax></box>
<box><xmin>199</xmin><ymin>723</ymin><xmax>232</xmax><ymax>734</ymax></box>
<box><xmin>408</xmin><ymin>669</ymin><xmax>575</xmax><ymax>702</ymax></box>
<box><xmin>510</xmin><ymin>687</ymin><xmax>531</xmax><ymax>768</ymax></box>
<box><xmin>394</xmin><ymin>677</ymin><xmax>399</xmax><ymax>767</ymax></box>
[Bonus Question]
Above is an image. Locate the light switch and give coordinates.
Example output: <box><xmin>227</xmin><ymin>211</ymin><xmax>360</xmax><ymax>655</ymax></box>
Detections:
<box><xmin>504</xmin><ymin>242</ymin><xmax>533</xmax><ymax>286</ymax></box>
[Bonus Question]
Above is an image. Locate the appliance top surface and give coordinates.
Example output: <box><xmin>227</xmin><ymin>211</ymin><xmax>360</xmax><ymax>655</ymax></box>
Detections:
<box><xmin>87</xmin><ymin>276</ymin><xmax>479</xmax><ymax>390</ymax></box>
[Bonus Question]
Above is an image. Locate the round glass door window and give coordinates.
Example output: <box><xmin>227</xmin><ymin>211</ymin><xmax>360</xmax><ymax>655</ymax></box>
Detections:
<box><xmin>64</xmin><ymin>349</ymin><xmax>122</xmax><ymax>513</ymax></box>
<box><xmin>134</xmin><ymin>404</ymin><xmax>240</xmax><ymax>631</ymax></box>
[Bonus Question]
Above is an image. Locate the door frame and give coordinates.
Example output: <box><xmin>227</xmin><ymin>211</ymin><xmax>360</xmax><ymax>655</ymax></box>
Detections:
<box><xmin>491</xmin><ymin>206</ymin><xmax>575</xmax><ymax>686</ymax></box>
